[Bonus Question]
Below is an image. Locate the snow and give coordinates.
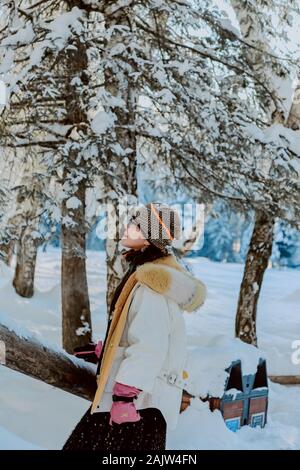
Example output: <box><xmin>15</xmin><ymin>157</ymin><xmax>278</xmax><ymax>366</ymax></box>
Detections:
<box><xmin>90</xmin><ymin>110</ymin><xmax>116</xmax><ymax>135</ymax></box>
<box><xmin>76</xmin><ymin>320</ymin><xmax>91</xmax><ymax>337</ymax></box>
<box><xmin>66</xmin><ymin>196</ymin><xmax>82</xmax><ymax>209</ymax></box>
<box><xmin>45</xmin><ymin>7</ymin><xmax>84</xmax><ymax>48</ymax></box>
<box><xmin>184</xmin><ymin>336</ymin><xmax>265</xmax><ymax>398</ymax></box>
<box><xmin>244</xmin><ymin>122</ymin><xmax>300</xmax><ymax>160</ymax></box>
<box><xmin>0</xmin><ymin>426</ymin><xmax>42</xmax><ymax>450</ymax></box>
<box><xmin>0</xmin><ymin>247</ymin><xmax>300</xmax><ymax>449</ymax></box>
<box><xmin>188</xmin><ymin>256</ymin><xmax>300</xmax><ymax>376</ymax></box>
<box><xmin>0</xmin><ymin>49</ymin><xmax>14</xmax><ymax>75</ymax></box>
<box><xmin>168</xmin><ymin>383</ymin><xmax>300</xmax><ymax>450</ymax></box>
<box><xmin>2</xmin><ymin>23</ymin><xmax>35</xmax><ymax>46</ymax></box>
<box><xmin>109</xmin><ymin>43</ymin><xmax>127</xmax><ymax>57</ymax></box>
<box><xmin>218</xmin><ymin>10</ymin><xmax>241</xmax><ymax>38</ymax></box>
<box><xmin>155</xmin><ymin>88</ymin><xmax>176</xmax><ymax>104</ymax></box>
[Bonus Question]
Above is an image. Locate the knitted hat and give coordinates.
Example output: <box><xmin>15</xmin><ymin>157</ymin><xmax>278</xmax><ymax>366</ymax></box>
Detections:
<box><xmin>128</xmin><ymin>202</ymin><xmax>181</xmax><ymax>251</ymax></box>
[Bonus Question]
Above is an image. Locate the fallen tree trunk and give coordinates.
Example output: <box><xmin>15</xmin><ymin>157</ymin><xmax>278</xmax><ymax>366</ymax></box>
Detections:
<box><xmin>268</xmin><ymin>375</ymin><xmax>300</xmax><ymax>385</ymax></box>
<box><xmin>1</xmin><ymin>323</ymin><xmax>299</xmax><ymax>413</ymax></box>
<box><xmin>0</xmin><ymin>324</ymin><xmax>96</xmax><ymax>401</ymax></box>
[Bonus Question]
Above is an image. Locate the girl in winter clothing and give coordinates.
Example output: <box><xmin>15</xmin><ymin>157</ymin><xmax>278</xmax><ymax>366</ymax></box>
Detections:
<box><xmin>62</xmin><ymin>202</ymin><xmax>206</xmax><ymax>451</ymax></box>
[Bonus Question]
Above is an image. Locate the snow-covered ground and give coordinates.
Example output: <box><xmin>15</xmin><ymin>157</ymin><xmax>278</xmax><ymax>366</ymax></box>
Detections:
<box><xmin>0</xmin><ymin>247</ymin><xmax>300</xmax><ymax>450</ymax></box>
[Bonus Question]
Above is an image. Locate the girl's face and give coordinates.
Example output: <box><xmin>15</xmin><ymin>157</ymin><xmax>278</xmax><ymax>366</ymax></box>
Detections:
<box><xmin>121</xmin><ymin>222</ymin><xmax>150</xmax><ymax>250</ymax></box>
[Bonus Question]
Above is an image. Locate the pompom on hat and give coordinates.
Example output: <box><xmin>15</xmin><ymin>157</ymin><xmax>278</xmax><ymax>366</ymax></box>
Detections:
<box><xmin>128</xmin><ymin>202</ymin><xmax>182</xmax><ymax>252</ymax></box>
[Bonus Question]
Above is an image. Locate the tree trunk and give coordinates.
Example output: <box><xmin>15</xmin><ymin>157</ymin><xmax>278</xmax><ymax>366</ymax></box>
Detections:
<box><xmin>13</xmin><ymin>225</ymin><xmax>38</xmax><ymax>298</ymax></box>
<box><xmin>0</xmin><ymin>324</ymin><xmax>96</xmax><ymax>401</ymax></box>
<box><xmin>61</xmin><ymin>36</ymin><xmax>92</xmax><ymax>353</ymax></box>
<box><xmin>269</xmin><ymin>375</ymin><xmax>300</xmax><ymax>385</ymax></box>
<box><xmin>103</xmin><ymin>7</ymin><xmax>138</xmax><ymax>312</ymax></box>
<box><xmin>235</xmin><ymin>210</ymin><xmax>275</xmax><ymax>345</ymax></box>
<box><xmin>105</xmin><ymin>198</ymin><xmax>126</xmax><ymax>311</ymax></box>
<box><xmin>10</xmin><ymin>161</ymin><xmax>44</xmax><ymax>297</ymax></box>
<box><xmin>61</xmin><ymin>177</ymin><xmax>92</xmax><ymax>354</ymax></box>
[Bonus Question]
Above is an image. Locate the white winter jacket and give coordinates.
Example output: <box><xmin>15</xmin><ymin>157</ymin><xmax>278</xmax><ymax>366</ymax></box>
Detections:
<box><xmin>93</xmin><ymin>258</ymin><xmax>207</xmax><ymax>431</ymax></box>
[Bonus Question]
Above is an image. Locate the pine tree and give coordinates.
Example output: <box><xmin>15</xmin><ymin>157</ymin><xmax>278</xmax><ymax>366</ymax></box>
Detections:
<box><xmin>0</xmin><ymin>2</ymin><xmax>96</xmax><ymax>352</ymax></box>
<box><xmin>230</xmin><ymin>0</ymin><xmax>300</xmax><ymax>345</ymax></box>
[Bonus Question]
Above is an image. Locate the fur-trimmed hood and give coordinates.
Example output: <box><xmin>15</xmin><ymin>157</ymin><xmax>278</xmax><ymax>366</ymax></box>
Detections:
<box><xmin>135</xmin><ymin>254</ymin><xmax>207</xmax><ymax>313</ymax></box>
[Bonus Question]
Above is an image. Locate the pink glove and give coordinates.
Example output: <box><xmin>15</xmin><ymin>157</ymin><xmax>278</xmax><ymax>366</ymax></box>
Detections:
<box><xmin>95</xmin><ymin>340</ymin><xmax>103</xmax><ymax>359</ymax></box>
<box><xmin>109</xmin><ymin>382</ymin><xmax>142</xmax><ymax>426</ymax></box>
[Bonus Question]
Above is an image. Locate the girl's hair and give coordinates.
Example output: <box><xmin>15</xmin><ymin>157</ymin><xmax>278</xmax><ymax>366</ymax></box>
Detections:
<box><xmin>120</xmin><ymin>243</ymin><xmax>170</xmax><ymax>266</ymax></box>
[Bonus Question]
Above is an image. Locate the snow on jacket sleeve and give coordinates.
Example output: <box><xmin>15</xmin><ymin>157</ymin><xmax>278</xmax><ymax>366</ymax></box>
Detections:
<box><xmin>115</xmin><ymin>285</ymin><xmax>170</xmax><ymax>394</ymax></box>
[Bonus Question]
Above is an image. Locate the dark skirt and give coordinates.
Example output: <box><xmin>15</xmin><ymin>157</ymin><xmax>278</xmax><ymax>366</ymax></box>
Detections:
<box><xmin>62</xmin><ymin>405</ymin><xmax>167</xmax><ymax>451</ymax></box>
